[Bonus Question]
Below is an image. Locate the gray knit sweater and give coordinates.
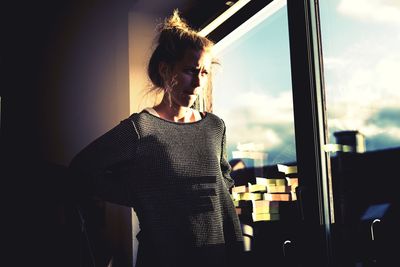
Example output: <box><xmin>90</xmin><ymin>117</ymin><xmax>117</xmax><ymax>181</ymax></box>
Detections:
<box><xmin>70</xmin><ymin>111</ymin><xmax>244</xmax><ymax>267</ymax></box>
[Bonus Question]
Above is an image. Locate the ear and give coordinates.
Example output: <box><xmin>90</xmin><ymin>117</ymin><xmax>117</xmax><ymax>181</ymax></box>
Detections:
<box><xmin>158</xmin><ymin>62</ymin><xmax>170</xmax><ymax>85</ymax></box>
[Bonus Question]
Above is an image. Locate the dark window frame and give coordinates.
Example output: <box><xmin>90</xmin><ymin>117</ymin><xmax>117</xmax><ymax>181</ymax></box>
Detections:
<box><xmin>203</xmin><ymin>0</ymin><xmax>334</xmax><ymax>265</ymax></box>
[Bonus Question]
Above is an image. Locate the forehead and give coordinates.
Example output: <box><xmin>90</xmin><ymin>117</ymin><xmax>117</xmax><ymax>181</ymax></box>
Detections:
<box><xmin>177</xmin><ymin>48</ymin><xmax>212</xmax><ymax>68</ymax></box>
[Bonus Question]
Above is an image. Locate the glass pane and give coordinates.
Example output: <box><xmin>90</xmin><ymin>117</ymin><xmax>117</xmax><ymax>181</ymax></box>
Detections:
<box><xmin>320</xmin><ymin>0</ymin><xmax>400</xmax><ymax>152</ymax></box>
<box><xmin>319</xmin><ymin>1</ymin><xmax>400</xmax><ymax>265</ymax></box>
<box><xmin>213</xmin><ymin>0</ymin><xmax>296</xmax><ymax>169</ymax></box>
<box><xmin>211</xmin><ymin>2</ymin><xmax>301</xmax><ymax>262</ymax></box>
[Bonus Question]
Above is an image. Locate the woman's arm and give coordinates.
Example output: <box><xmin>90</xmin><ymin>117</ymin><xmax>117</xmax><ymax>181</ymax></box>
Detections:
<box><xmin>69</xmin><ymin>118</ymin><xmax>139</xmax><ymax>206</ymax></box>
<box><xmin>220</xmin><ymin>120</ymin><xmax>235</xmax><ymax>190</ymax></box>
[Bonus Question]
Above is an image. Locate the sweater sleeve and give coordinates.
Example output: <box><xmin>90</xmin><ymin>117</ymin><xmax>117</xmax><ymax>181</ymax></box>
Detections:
<box><xmin>69</xmin><ymin>118</ymin><xmax>139</xmax><ymax>206</ymax></box>
<box><xmin>220</xmin><ymin>120</ymin><xmax>235</xmax><ymax>189</ymax></box>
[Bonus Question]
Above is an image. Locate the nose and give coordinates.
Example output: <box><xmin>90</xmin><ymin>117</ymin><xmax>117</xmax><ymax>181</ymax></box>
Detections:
<box><xmin>191</xmin><ymin>73</ymin><xmax>202</xmax><ymax>88</ymax></box>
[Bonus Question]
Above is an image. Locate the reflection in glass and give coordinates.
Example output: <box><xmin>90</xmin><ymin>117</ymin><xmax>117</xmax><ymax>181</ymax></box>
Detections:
<box><xmin>213</xmin><ymin>1</ymin><xmax>296</xmax><ymax>168</ymax></box>
<box><xmin>319</xmin><ymin>0</ymin><xmax>400</xmax><ymax>152</ymax></box>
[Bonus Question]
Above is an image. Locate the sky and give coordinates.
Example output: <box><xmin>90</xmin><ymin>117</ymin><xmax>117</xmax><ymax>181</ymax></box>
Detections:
<box><xmin>212</xmin><ymin>0</ymin><xmax>400</xmax><ymax>166</ymax></box>
<box><xmin>320</xmin><ymin>0</ymin><xmax>400</xmax><ymax>151</ymax></box>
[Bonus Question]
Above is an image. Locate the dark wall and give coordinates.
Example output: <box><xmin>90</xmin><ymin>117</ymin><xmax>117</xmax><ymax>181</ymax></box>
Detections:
<box><xmin>3</xmin><ymin>0</ymin><xmax>132</xmax><ymax>165</ymax></box>
<box><xmin>2</xmin><ymin>1</ymin><xmax>132</xmax><ymax>266</ymax></box>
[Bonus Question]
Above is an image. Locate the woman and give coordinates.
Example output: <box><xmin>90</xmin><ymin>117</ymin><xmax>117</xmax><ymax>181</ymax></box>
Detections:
<box><xmin>70</xmin><ymin>10</ymin><xmax>243</xmax><ymax>267</ymax></box>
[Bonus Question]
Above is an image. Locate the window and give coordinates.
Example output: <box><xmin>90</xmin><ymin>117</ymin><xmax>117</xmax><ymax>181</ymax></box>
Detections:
<box><xmin>212</xmin><ymin>0</ymin><xmax>296</xmax><ymax>168</ymax></box>
<box><xmin>202</xmin><ymin>0</ymin><xmax>334</xmax><ymax>265</ymax></box>
<box><xmin>320</xmin><ymin>0</ymin><xmax>400</xmax><ymax>152</ymax></box>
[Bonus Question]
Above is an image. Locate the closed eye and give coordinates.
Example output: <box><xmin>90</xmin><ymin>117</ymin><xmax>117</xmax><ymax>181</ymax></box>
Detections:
<box><xmin>184</xmin><ymin>67</ymin><xmax>209</xmax><ymax>77</ymax></box>
<box><xmin>184</xmin><ymin>68</ymin><xmax>198</xmax><ymax>75</ymax></box>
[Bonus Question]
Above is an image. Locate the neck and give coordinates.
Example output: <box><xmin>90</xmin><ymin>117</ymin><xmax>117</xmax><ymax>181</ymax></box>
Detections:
<box><xmin>153</xmin><ymin>98</ymin><xmax>192</xmax><ymax>122</ymax></box>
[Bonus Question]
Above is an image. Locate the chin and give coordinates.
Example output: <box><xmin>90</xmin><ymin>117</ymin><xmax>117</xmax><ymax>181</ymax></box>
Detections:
<box><xmin>182</xmin><ymin>102</ymin><xmax>195</xmax><ymax>108</ymax></box>
<box><xmin>181</xmin><ymin>96</ymin><xmax>198</xmax><ymax>107</ymax></box>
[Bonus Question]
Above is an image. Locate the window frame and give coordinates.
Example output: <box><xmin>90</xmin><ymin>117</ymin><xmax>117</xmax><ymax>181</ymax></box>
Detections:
<box><xmin>201</xmin><ymin>0</ymin><xmax>334</xmax><ymax>265</ymax></box>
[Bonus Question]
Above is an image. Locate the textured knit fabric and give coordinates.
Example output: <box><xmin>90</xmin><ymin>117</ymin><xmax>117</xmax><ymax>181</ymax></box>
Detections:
<box><xmin>69</xmin><ymin>111</ymin><xmax>244</xmax><ymax>267</ymax></box>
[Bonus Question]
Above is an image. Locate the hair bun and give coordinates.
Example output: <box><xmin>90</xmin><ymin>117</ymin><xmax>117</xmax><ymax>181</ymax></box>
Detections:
<box><xmin>158</xmin><ymin>9</ymin><xmax>193</xmax><ymax>34</ymax></box>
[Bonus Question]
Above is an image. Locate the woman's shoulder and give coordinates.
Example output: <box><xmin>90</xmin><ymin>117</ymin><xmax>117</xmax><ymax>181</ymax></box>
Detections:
<box><xmin>203</xmin><ymin>110</ymin><xmax>224</xmax><ymax>119</ymax></box>
<box><xmin>127</xmin><ymin>110</ymin><xmax>149</xmax><ymax>121</ymax></box>
<box><xmin>126</xmin><ymin>110</ymin><xmax>161</xmax><ymax>129</ymax></box>
<box><xmin>203</xmin><ymin>112</ymin><xmax>226</xmax><ymax>127</ymax></box>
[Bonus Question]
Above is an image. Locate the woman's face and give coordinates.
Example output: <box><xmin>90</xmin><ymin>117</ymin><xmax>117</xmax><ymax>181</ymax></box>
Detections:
<box><xmin>164</xmin><ymin>48</ymin><xmax>212</xmax><ymax>108</ymax></box>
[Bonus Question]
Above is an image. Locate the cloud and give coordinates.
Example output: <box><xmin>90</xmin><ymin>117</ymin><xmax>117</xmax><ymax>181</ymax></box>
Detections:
<box><xmin>226</xmin><ymin>126</ymin><xmax>296</xmax><ymax>166</ymax></box>
<box><xmin>323</xmin><ymin>31</ymin><xmax>400</xmax><ymax>137</ymax></box>
<box><xmin>375</xmin><ymin>56</ymin><xmax>400</xmax><ymax>94</ymax></box>
<box><xmin>338</xmin><ymin>0</ymin><xmax>400</xmax><ymax>25</ymax></box>
<box><xmin>323</xmin><ymin>57</ymin><xmax>350</xmax><ymax>70</ymax></box>
<box><xmin>224</xmin><ymin>111</ymin><xmax>289</xmax><ymax>149</ymax></box>
<box><xmin>216</xmin><ymin>90</ymin><xmax>295</xmax><ymax>142</ymax></box>
<box><xmin>364</xmin><ymin>107</ymin><xmax>400</xmax><ymax>144</ymax></box>
<box><xmin>218</xmin><ymin>90</ymin><xmax>295</xmax><ymax>123</ymax></box>
<box><xmin>366</xmin><ymin>133</ymin><xmax>400</xmax><ymax>150</ymax></box>
<box><xmin>213</xmin><ymin>0</ymin><xmax>400</xmax><ymax>164</ymax></box>
<box><xmin>320</xmin><ymin>0</ymin><xmax>400</xmax><ymax>150</ymax></box>
<box><xmin>213</xmin><ymin>88</ymin><xmax>297</xmax><ymax>164</ymax></box>
<box><xmin>367</xmin><ymin>107</ymin><xmax>400</xmax><ymax>128</ymax></box>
